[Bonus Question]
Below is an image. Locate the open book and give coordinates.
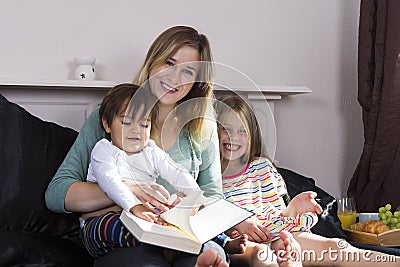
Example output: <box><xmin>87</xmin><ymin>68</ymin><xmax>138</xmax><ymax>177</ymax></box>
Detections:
<box><xmin>120</xmin><ymin>191</ymin><xmax>253</xmax><ymax>254</ymax></box>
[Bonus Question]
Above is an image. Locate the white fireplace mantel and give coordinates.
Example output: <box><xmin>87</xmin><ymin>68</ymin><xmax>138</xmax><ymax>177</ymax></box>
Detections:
<box><xmin>0</xmin><ymin>79</ymin><xmax>311</xmax><ymax>96</ymax></box>
<box><xmin>0</xmin><ymin>79</ymin><xmax>311</xmax><ymax>159</ymax></box>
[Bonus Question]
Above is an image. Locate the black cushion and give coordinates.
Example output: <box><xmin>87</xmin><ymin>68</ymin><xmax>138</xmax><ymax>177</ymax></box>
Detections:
<box><xmin>278</xmin><ymin>167</ymin><xmax>347</xmax><ymax>239</ymax></box>
<box><xmin>0</xmin><ymin>94</ymin><xmax>79</xmax><ymax>234</ymax></box>
<box><xmin>0</xmin><ymin>231</ymin><xmax>92</xmax><ymax>267</ymax></box>
<box><xmin>0</xmin><ymin>94</ymin><xmax>92</xmax><ymax>265</ymax></box>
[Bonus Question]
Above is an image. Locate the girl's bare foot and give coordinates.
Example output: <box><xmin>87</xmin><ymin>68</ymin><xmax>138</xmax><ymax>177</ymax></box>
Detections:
<box><xmin>195</xmin><ymin>249</ymin><xmax>228</xmax><ymax>267</ymax></box>
<box><xmin>276</xmin><ymin>231</ymin><xmax>302</xmax><ymax>267</ymax></box>
<box><xmin>224</xmin><ymin>234</ymin><xmax>248</xmax><ymax>254</ymax></box>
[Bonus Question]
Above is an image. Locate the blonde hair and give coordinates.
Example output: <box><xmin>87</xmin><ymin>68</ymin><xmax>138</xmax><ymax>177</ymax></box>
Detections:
<box><xmin>216</xmin><ymin>94</ymin><xmax>264</xmax><ymax>163</ymax></box>
<box><xmin>133</xmin><ymin>25</ymin><xmax>214</xmax><ymax>139</ymax></box>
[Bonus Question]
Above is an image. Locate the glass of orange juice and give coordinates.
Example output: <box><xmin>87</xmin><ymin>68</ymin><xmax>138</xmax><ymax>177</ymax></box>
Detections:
<box><xmin>337</xmin><ymin>197</ymin><xmax>357</xmax><ymax>229</ymax></box>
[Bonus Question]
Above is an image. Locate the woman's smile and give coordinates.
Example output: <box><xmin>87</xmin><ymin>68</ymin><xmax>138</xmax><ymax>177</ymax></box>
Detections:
<box><xmin>160</xmin><ymin>81</ymin><xmax>178</xmax><ymax>94</ymax></box>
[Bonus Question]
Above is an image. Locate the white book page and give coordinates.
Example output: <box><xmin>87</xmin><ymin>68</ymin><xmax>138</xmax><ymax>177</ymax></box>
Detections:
<box><xmin>160</xmin><ymin>190</ymin><xmax>203</xmax><ymax>240</ymax></box>
<box><xmin>190</xmin><ymin>199</ymin><xmax>253</xmax><ymax>244</ymax></box>
<box><xmin>121</xmin><ymin>210</ymin><xmax>202</xmax><ymax>254</ymax></box>
<box><xmin>124</xmin><ymin>211</ymin><xmax>192</xmax><ymax>240</ymax></box>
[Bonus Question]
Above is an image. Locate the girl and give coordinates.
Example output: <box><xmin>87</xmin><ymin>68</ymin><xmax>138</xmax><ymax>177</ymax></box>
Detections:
<box><xmin>216</xmin><ymin>95</ymin><xmax>400</xmax><ymax>267</ymax></box>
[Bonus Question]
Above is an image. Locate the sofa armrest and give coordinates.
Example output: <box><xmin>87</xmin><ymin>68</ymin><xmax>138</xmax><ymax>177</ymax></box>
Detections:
<box><xmin>0</xmin><ymin>93</ymin><xmax>79</xmax><ymax>236</ymax></box>
<box><xmin>278</xmin><ymin>167</ymin><xmax>347</xmax><ymax>239</ymax></box>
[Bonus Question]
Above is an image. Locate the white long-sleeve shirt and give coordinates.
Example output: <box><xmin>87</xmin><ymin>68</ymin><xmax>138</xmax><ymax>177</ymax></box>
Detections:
<box><xmin>87</xmin><ymin>138</ymin><xmax>200</xmax><ymax>211</ymax></box>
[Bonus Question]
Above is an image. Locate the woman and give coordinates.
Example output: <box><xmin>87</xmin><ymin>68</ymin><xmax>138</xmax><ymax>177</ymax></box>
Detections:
<box><xmin>45</xmin><ymin>25</ymin><xmax>225</xmax><ymax>266</ymax></box>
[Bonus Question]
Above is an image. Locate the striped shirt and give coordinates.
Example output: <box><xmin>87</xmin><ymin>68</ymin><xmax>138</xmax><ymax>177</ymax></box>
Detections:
<box><xmin>222</xmin><ymin>157</ymin><xmax>318</xmax><ymax>241</ymax></box>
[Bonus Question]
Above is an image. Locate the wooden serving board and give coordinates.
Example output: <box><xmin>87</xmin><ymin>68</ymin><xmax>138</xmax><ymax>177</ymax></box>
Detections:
<box><xmin>344</xmin><ymin>228</ymin><xmax>400</xmax><ymax>247</ymax></box>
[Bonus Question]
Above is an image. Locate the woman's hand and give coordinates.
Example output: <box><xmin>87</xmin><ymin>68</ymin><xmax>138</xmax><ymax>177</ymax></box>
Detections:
<box><xmin>283</xmin><ymin>191</ymin><xmax>323</xmax><ymax>217</ymax></box>
<box><xmin>168</xmin><ymin>191</ymin><xmax>185</xmax><ymax>207</ymax></box>
<box><xmin>229</xmin><ymin>217</ymin><xmax>272</xmax><ymax>243</ymax></box>
<box><xmin>124</xmin><ymin>181</ymin><xmax>171</xmax><ymax>212</ymax></box>
<box><xmin>130</xmin><ymin>204</ymin><xmax>167</xmax><ymax>225</ymax></box>
<box><xmin>65</xmin><ymin>181</ymin><xmax>115</xmax><ymax>213</ymax></box>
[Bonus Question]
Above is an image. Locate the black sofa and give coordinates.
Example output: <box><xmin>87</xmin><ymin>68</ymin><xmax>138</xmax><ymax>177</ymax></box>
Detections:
<box><xmin>0</xmin><ymin>94</ymin><xmax>93</xmax><ymax>266</ymax></box>
<box><xmin>6</xmin><ymin>93</ymin><xmax>393</xmax><ymax>266</ymax></box>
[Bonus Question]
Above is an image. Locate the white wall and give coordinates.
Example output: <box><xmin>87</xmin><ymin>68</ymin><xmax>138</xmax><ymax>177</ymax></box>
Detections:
<box><xmin>0</xmin><ymin>0</ymin><xmax>363</xmax><ymax>197</ymax></box>
<box><xmin>273</xmin><ymin>0</ymin><xmax>363</xmax><ymax>198</ymax></box>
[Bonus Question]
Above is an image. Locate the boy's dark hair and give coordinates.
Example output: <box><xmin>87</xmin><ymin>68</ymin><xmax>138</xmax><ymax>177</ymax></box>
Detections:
<box><xmin>99</xmin><ymin>83</ymin><xmax>158</xmax><ymax>135</ymax></box>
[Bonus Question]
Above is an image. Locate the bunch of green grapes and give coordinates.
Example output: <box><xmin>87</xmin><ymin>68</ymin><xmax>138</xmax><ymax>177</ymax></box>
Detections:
<box><xmin>378</xmin><ymin>204</ymin><xmax>400</xmax><ymax>230</ymax></box>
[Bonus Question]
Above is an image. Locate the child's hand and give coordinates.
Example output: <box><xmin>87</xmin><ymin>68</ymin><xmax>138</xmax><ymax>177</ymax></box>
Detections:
<box><xmin>284</xmin><ymin>191</ymin><xmax>323</xmax><ymax>217</ymax></box>
<box><xmin>129</xmin><ymin>204</ymin><xmax>168</xmax><ymax>225</ymax></box>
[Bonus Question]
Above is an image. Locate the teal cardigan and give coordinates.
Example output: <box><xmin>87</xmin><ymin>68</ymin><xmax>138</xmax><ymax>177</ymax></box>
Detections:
<box><xmin>45</xmin><ymin>106</ymin><xmax>223</xmax><ymax>213</ymax></box>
